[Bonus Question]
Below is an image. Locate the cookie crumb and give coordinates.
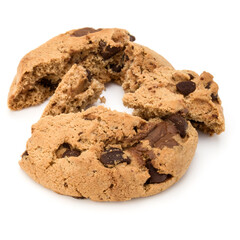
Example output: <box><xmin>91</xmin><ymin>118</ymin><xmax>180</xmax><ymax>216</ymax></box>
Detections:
<box><xmin>100</xmin><ymin>96</ymin><xmax>106</xmax><ymax>104</ymax></box>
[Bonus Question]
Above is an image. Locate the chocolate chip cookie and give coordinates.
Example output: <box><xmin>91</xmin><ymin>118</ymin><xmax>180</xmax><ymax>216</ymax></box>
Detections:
<box><xmin>8</xmin><ymin>27</ymin><xmax>224</xmax><ymax>135</ymax></box>
<box><xmin>8</xmin><ymin>27</ymin><xmax>172</xmax><ymax>110</ymax></box>
<box><xmin>123</xmin><ymin>67</ymin><xmax>225</xmax><ymax>134</ymax></box>
<box><xmin>19</xmin><ymin>106</ymin><xmax>198</xmax><ymax>201</ymax></box>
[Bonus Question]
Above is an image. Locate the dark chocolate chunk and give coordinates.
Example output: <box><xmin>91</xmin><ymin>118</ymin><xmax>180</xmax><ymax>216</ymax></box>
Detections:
<box><xmin>72</xmin><ymin>196</ymin><xmax>86</xmax><ymax>199</ymax></box>
<box><xmin>101</xmin><ymin>46</ymin><xmax>122</xmax><ymax>60</ymax></box>
<box><xmin>145</xmin><ymin>122</ymin><xmax>179</xmax><ymax>149</ymax></box>
<box><xmin>21</xmin><ymin>150</ymin><xmax>29</xmax><ymax>158</ymax></box>
<box><xmin>56</xmin><ymin>143</ymin><xmax>81</xmax><ymax>158</ymax></box>
<box><xmin>188</xmin><ymin>73</ymin><xmax>194</xmax><ymax>80</ymax></box>
<box><xmin>205</xmin><ymin>82</ymin><xmax>211</xmax><ymax>89</ymax></box>
<box><xmin>61</xmin><ymin>143</ymin><xmax>71</xmax><ymax>149</ymax></box>
<box><xmin>86</xmin><ymin>69</ymin><xmax>93</xmax><ymax>81</ymax></box>
<box><xmin>133</xmin><ymin>126</ymin><xmax>138</xmax><ymax>133</ymax></box>
<box><xmin>124</xmin><ymin>54</ymin><xmax>129</xmax><ymax>61</ymax></box>
<box><xmin>99</xmin><ymin>40</ymin><xmax>122</xmax><ymax>60</ymax></box>
<box><xmin>62</xmin><ymin>149</ymin><xmax>81</xmax><ymax>158</ymax></box>
<box><xmin>211</xmin><ymin>93</ymin><xmax>218</xmax><ymax>102</ymax></box>
<box><xmin>176</xmin><ymin>81</ymin><xmax>196</xmax><ymax>96</ymax></box>
<box><xmin>71</xmin><ymin>28</ymin><xmax>102</xmax><ymax>37</ymax></box>
<box><xmin>145</xmin><ymin>161</ymin><xmax>171</xmax><ymax>184</ymax></box>
<box><xmin>167</xmin><ymin>114</ymin><xmax>188</xmax><ymax>138</ymax></box>
<box><xmin>109</xmin><ymin>63</ymin><xmax>124</xmax><ymax>72</ymax></box>
<box><xmin>129</xmin><ymin>34</ymin><xmax>136</xmax><ymax>42</ymax></box>
<box><xmin>100</xmin><ymin>148</ymin><xmax>130</xmax><ymax>167</ymax></box>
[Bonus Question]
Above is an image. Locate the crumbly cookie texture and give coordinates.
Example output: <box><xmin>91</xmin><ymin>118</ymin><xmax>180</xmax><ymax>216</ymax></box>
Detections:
<box><xmin>19</xmin><ymin>106</ymin><xmax>198</xmax><ymax>201</ymax></box>
<box><xmin>8</xmin><ymin>27</ymin><xmax>172</xmax><ymax>110</ymax></box>
<box><xmin>42</xmin><ymin>64</ymin><xmax>104</xmax><ymax>117</ymax></box>
<box><xmin>123</xmin><ymin>67</ymin><xmax>225</xmax><ymax>135</ymax></box>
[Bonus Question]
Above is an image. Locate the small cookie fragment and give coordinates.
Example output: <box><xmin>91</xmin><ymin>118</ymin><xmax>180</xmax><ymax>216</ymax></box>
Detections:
<box><xmin>123</xmin><ymin>67</ymin><xmax>225</xmax><ymax>135</ymax></box>
<box><xmin>100</xmin><ymin>96</ymin><xmax>106</xmax><ymax>104</ymax></box>
<box><xmin>42</xmin><ymin>65</ymin><xmax>104</xmax><ymax>117</ymax></box>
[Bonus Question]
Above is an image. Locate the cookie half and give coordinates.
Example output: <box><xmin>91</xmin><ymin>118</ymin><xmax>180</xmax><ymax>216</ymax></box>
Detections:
<box><xmin>19</xmin><ymin>106</ymin><xmax>198</xmax><ymax>201</ymax></box>
<box><xmin>8</xmin><ymin>28</ymin><xmax>172</xmax><ymax>110</ymax></box>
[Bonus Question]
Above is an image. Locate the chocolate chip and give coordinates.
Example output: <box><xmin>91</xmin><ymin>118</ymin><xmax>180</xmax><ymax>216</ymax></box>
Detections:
<box><xmin>205</xmin><ymin>82</ymin><xmax>211</xmax><ymax>89</ymax></box>
<box><xmin>100</xmin><ymin>148</ymin><xmax>130</xmax><ymax>167</ymax></box>
<box><xmin>103</xmin><ymin>46</ymin><xmax>122</xmax><ymax>60</ymax></box>
<box><xmin>62</xmin><ymin>149</ymin><xmax>81</xmax><ymax>158</ymax></box>
<box><xmin>21</xmin><ymin>150</ymin><xmax>29</xmax><ymax>158</ymax></box>
<box><xmin>109</xmin><ymin>63</ymin><xmax>124</xmax><ymax>72</ymax></box>
<box><xmin>72</xmin><ymin>196</ymin><xmax>86</xmax><ymax>199</ymax></box>
<box><xmin>71</xmin><ymin>28</ymin><xmax>102</xmax><ymax>37</ymax></box>
<box><xmin>145</xmin><ymin>161</ymin><xmax>171</xmax><ymax>184</ymax></box>
<box><xmin>188</xmin><ymin>73</ymin><xmax>194</xmax><ymax>80</ymax></box>
<box><xmin>56</xmin><ymin>143</ymin><xmax>81</xmax><ymax>158</ymax></box>
<box><xmin>129</xmin><ymin>34</ymin><xmax>136</xmax><ymax>42</ymax></box>
<box><xmin>145</xmin><ymin>122</ymin><xmax>179</xmax><ymax>149</ymax></box>
<box><xmin>64</xmin><ymin>182</ymin><xmax>68</xmax><ymax>188</ymax></box>
<box><xmin>62</xmin><ymin>143</ymin><xmax>71</xmax><ymax>149</ymax></box>
<box><xmin>124</xmin><ymin>54</ymin><xmax>129</xmax><ymax>61</ymax></box>
<box><xmin>176</xmin><ymin>81</ymin><xmax>196</xmax><ymax>96</ymax></box>
<box><xmin>86</xmin><ymin>69</ymin><xmax>93</xmax><ymax>81</ymax></box>
<box><xmin>167</xmin><ymin>114</ymin><xmax>188</xmax><ymax>138</ymax></box>
<box><xmin>211</xmin><ymin>93</ymin><xmax>218</xmax><ymax>102</ymax></box>
<box><xmin>133</xmin><ymin>126</ymin><xmax>138</xmax><ymax>133</ymax></box>
<box><xmin>99</xmin><ymin>40</ymin><xmax>122</xmax><ymax>60</ymax></box>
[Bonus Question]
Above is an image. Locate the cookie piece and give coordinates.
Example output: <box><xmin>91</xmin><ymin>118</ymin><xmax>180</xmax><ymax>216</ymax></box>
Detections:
<box><xmin>19</xmin><ymin>106</ymin><xmax>198</xmax><ymax>201</ymax></box>
<box><xmin>42</xmin><ymin>64</ymin><xmax>104</xmax><ymax>117</ymax></box>
<box><xmin>123</xmin><ymin>67</ymin><xmax>225</xmax><ymax>134</ymax></box>
<box><xmin>8</xmin><ymin>28</ymin><xmax>172</xmax><ymax>110</ymax></box>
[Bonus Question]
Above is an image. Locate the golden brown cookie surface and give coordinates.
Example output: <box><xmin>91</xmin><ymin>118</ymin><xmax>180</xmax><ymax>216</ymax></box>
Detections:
<box><xmin>20</xmin><ymin>106</ymin><xmax>198</xmax><ymax>201</ymax></box>
<box><xmin>8</xmin><ymin>28</ymin><xmax>172</xmax><ymax>110</ymax></box>
<box><xmin>123</xmin><ymin>67</ymin><xmax>225</xmax><ymax>134</ymax></box>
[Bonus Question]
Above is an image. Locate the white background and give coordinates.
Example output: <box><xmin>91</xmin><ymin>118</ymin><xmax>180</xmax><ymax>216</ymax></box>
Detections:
<box><xmin>0</xmin><ymin>0</ymin><xmax>239</xmax><ymax>239</ymax></box>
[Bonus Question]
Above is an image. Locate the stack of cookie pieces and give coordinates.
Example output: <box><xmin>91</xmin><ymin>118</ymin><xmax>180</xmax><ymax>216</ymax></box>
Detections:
<box><xmin>8</xmin><ymin>28</ymin><xmax>225</xmax><ymax>201</ymax></box>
